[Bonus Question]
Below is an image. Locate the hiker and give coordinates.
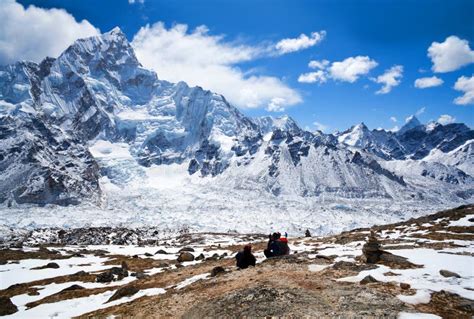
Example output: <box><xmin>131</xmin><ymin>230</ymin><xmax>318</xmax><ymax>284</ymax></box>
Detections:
<box><xmin>264</xmin><ymin>232</ymin><xmax>281</xmax><ymax>258</ymax></box>
<box><xmin>278</xmin><ymin>236</ymin><xmax>290</xmax><ymax>255</ymax></box>
<box><xmin>235</xmin><ymin>244</ymin><xmax>256</xmax><ymax>269</ymax></box>
<box><xmin>305</xmin><ymin>229</ymin><xmax>311</xmax><ymax>237</ymax></box>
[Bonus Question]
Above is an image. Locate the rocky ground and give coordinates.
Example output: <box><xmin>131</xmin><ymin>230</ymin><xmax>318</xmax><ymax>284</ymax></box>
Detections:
<box><xmin>0</xmin><ymin>205</ymin><xmax>473</xmax><ymax>318</ymax></box>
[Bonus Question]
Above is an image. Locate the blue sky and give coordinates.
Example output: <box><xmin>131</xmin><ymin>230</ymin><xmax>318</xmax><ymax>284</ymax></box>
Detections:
<box><xmin>7</xmin><ymin>0</ymin><xmax>474</xmax><ymax>131</ymax></box>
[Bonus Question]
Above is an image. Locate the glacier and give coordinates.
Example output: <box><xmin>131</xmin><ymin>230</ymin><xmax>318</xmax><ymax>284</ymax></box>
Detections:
<box><xmin>0</xmin><ymin>28</ymin><xmax>473</xmax><ymax>236</ymax></box>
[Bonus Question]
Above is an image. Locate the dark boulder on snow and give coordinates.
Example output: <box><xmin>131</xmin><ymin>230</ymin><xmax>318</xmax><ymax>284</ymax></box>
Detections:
<box><xmin>31</xmin><ymin>262</ymin><xmax>60</xmax><ymax>270</ymax></box>
<box><xmin>0</xmin><ymin>297</ymin><xmax>18</xmax><ymax>315</ymax></box>
<box><xmin>177</xmin><ymin>252</ymin><xmax>194</xmax><ymax>262</ymax></box>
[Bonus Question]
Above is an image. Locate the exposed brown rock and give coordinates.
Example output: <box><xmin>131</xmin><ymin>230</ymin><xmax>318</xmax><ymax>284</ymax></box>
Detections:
<box><xmin>0</xmin><ymin>297</ymin><xmax>18</xmax><ymax>315</ymax></box>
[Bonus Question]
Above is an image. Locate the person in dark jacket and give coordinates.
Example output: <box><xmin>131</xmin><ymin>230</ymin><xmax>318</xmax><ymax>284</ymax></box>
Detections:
<box><xmin>264</xmin><ymin>233</ymin><xmax>281</xmax><ymax>258</ymax></box>
<box><xmin>235</xmin><ymin>245</ymin><xmax>256</xmax><ymax>269</ymax></box>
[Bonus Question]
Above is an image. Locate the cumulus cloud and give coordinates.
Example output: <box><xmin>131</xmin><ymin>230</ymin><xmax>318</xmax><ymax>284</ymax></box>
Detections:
<box><xmin>453</xmin><ymin>75</ymin><xmax>474</xmax><ymax>105</ymax></box>
<box><xmin>372</xmin><ymin>65</ymin><xmax>403</xmax><ymax>94</ymax></box>
<box><xmin>329</xmin><ymin>56</ymin><xmax>378</xmax><ymax>83</ymax></box>
<box><xmin>437</xmin><ymin>114</ymin><xmax>456</xmax><ymax>125</ymax></box>
<box><xmin>275</xmin><ymin>31</ymin><xmax>326</xmax><ymax>55</ymax></box>
<box><xmin>428</xmin><ymin>36</ymin><xmax>474</xmax><ymax>73</ymax></box>
<box><xmin>297</xmin><ymin>70</ymin><xmax>327</xmax><ymax>84</ymax></box>
<box><xmin>308</xmin><ymin>59</ymin><xmax>330</xmax><ymax>69</ymax></box>
<box><xmin>414</xmin><ymin>76</ymin><xmax>444</xmax><ymax>89</ymax></box>
<box><xmin>0</xmin><ymin>0</ymin><xmax>99</xmax><ymax>65</ymax></box>
<box><xmin>132</xmin><ymin>22</ymin><xmax>301</xmax><ymax>110</ymax></box>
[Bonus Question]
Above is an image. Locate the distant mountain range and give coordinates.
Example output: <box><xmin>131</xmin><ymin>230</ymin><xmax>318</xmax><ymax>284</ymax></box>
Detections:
<box><xmin>0</xmin><ymin>28</ymin><xmax>472</xmax><ymax>207</ymax></box>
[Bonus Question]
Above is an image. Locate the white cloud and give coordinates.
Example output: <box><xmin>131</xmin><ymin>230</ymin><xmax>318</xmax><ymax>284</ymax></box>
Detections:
<box><xmin>0</xmin><ymin>0</ymin><xmax>99</xmax><ymax>65</ymax></box>
<box><xmin>129</xmin><ymin>0</ymin><xmax>145</xmax><ymax>3</ymax></box>
<box><xmin>453</xmin><ymin>75</ymin><xmax>474</xmax><ymax>105</ymax></box>
<box><xmin>132</xmin><ymin>22</ymin><xmax>301</xmax><ymax>110</ymax></box>
<box><xmin>329</xmin><ymin>56</ymin><xmax>378</xmax><ymax>83</ymax></box>
<box><xmin>308</xmin><ymin>59</ymin><xmax>330</xmax><ymax>69</ymax></box>
<box><xmin>390</xmin><ymin>116</ymin><xmax>397</xmax><ymax>123</ymax></box>
<box><xmin>414</xmin><ymin>76</ymin><xmax>444</xmax><ymax>89</ymax></box>
<box><xmin>437</xmin><ymin>114</ymin><xmax>456</xmax><ymax>125</ymax></box>
<box><xmin>415</xmin><ymin>107</ymin><xmax>426</xmax><ymax>117</ymax></box>
<box><xmin>275</xmin><ymin>31</ymin><xmax>326</xmax><ymax>55</ymax></box>
<box><xmin>297</xmin><ymin>70</ymin><xmax>327</xmax><ymax>84</ymax></box>
<box><xmin>313</xmin><ymin>121</ymin><xmax>328</xmax><ymax>132</ymax></box>
<box><xmin>266</xmin><ymin>98</ymin><xmax>287</xmax><ymax>112</ymax></box>
<box><xmin>373</xmin><ymin>65</ymin><xmax>403</xmax><ymax>94</ymax></box>
<box><xmin>428</xmin><ymin>36</ymin><xmax>474</xmax><ymax>73</ymax></box>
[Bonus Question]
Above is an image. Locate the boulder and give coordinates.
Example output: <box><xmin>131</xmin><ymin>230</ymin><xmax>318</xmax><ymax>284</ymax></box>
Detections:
<box><xmin>179</xmin><ymin>247</ymin><xmax>195</xmax><ymax>252</ymax></box>
<box><xmin>96</xmin><ymin>271</ymin><xmax>114</xmax><ymax>283</ymax></box>
<box><xmin>195</xmin><ymin>253</ymin><xmax>205</xmax><ymax>261</ymax></box>
<box><xmin>107</xmin><ymin>286</ymin><xmax>139</xmax><ymax>303</ymax></box>
<box><xmin>211</xmin><ymin>266</ymin><xmax>226</xmax><ymax>277</ymax></box>
<box><xmin>400</xmin><ymin>283</ymin><xmax>410</xmax><ymax>290</ymax></box>
<box><xmin>155</xmin><ymin>249</ymin><xmax>168</xmax><ymax>255</ymax></box>
<box><xmin>360</xmin><ymin>275</ymin><xmax>378</xmax><ymax>284</ymax></box>
<box><xmin>440</xmin><ymin>269</ymin><xmax>461</xmax><ymax>278</ymax></box>
<box><xmin>177</xmin><ymin>252</ymin><xmax>194</xmax><ymax>262</ymax></box>
<box><xmin>131</xmin><ymin>272</ymin><xmax>148</xmax><ymax>279</ymax></box>
<box><xmin>0</xmin><ymin>297</ymin><xmax>17</xmax><ymax>315</ymax></box>
<box><xmin>31</xmin><ymin>262</ymin><xmax>60</xmax><ymax>270</ymax></box>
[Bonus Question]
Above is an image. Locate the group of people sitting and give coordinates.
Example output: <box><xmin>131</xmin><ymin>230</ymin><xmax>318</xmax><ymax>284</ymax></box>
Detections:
<box><xmin>235</xmin><ymin>232</ymin><xmax>290</xmax><ymax>269</ymax></box>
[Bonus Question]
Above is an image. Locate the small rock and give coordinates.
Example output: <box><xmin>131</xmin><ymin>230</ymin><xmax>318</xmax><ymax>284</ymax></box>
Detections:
<box><xmin>73</xmin><ymin>270</ymin><xmax>87</xmax><ymax>276</ymax></box>
<box><xmin>107</xmin><ymin>286</ymin><xmax>139</xmax><ymax>303</ymax></box>
<box><xmin>136</xmin><ymin>272</ymin><xmax>148</xmax><ymax>279</ymax></box>
<box><xmin>360</xmin><ymin>275</ymin><xmax>378</xmax><ymax>284</ymax></box>
<box><xmin>400</xmin><ymin>283</ymin><xmax>410</xmax><ymax>290</ymax></box>
<box><xmin>439</xmin><ymin>269</ymin><xmax>461</xmax><ymax>278</ymax></box>
<box><xmin>155</xmin><ymin>249</ymin><xmax>168</xmax><ymax>255</ymax></box>
<box><xmin>96</xmin><ymin>271</ymin><xmax>114</xmax><ymax>283</ymax></box>
<box><xmin>175</xmin><ymin>263</ymin><xmax>184</xmax><ymax>268</ymax></box>
<box><xmin>60</xmin><ymin>284</ymin><xmax>85</xmax><ymax>292</ymax></box>
<box><xmin>195</xmin><ymin>253</ymin><xmax>205</xmax><ymax>261</ymax></box>
<box><xmin>132</xmin><ymin>255</ymin><xmax>139</xmax><ymax>259</ymax></box>
<box><xmin>211</xmin><ymin>266</ymin><xmax>226</xmax><ymax>277</ymax></box>
<box><xmin>177</xmin><ymin>252</ymin><xmax>194</xmax><ymax>262</ymax></box>
<box><xmin>179</xmin><ymin>247</ymin><xmax>195</xmax><ymax>252</ymax></box>
<box><xmin>32</xmin><ymin>262</ymin><xmax>60</xmax><ymax>270</ymax></box>
<box><xmin>0</xmin><ymin>297</ymin><xmax>17</xmax><ymax>315</ymax></box>
<box><xmin>144</xmin><ymin>253</ymin><xmax>153</xmax><ymax>257</ymax></box>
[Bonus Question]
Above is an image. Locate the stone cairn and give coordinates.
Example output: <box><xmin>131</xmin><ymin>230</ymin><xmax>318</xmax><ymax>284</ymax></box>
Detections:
<box><xmin>362</xmin><ymin>231</ymin><xmax>382</xmax><ymax>263</ymax></box>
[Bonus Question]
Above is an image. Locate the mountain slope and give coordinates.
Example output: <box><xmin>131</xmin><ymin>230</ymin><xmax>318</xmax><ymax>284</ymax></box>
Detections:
<box><xmin>0</xmin><ymin>28</ymin><xmax>472</xmax><ymax>210</ymax></box>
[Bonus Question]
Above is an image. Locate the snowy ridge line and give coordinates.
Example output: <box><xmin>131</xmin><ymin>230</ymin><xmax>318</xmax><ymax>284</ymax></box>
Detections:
<box><xmin>0</xmin><ymin>27</ymin><xmax>472</xmax><ymax>211</ymax></box>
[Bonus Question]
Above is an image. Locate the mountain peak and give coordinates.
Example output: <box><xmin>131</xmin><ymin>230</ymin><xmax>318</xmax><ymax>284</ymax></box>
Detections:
<box><xmin>398</xmin><ymin>115</ymin><xmax>422</xmax><ymax>135</ymax></box>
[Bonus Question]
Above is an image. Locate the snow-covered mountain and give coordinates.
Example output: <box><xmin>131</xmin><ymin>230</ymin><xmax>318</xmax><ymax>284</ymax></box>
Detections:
<box><xmin>0</xmin><ymin>28</ymin><xmax>473</xmax><ymax>211</ymax></box>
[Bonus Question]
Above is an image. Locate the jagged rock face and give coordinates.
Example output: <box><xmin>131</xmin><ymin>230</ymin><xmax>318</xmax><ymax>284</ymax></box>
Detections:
<box><xmin>0</xmin><ymin>28</ymin><xmax>472</xmax><ymax>207</ymax></box>
<box><xmin>337</xmin><ymin>117</ymin><xmax>474</xmax><ymax>176</ymax></box>
<box><xmin>0</xmin><ymin>113</ymin><xmax>101</xmax><ymax>206</ymax></box>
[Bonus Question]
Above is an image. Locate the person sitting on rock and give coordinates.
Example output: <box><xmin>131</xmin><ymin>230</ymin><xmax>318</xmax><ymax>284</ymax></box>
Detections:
<box><xmin>235</xmin><ymin>245</ymin><xmax>256</xmax><ymax>269</ymax></box>
<box><xmin>264</xmin><ymin>232</ymin><xmax>282</xmax><ymax>258</ymax></box>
